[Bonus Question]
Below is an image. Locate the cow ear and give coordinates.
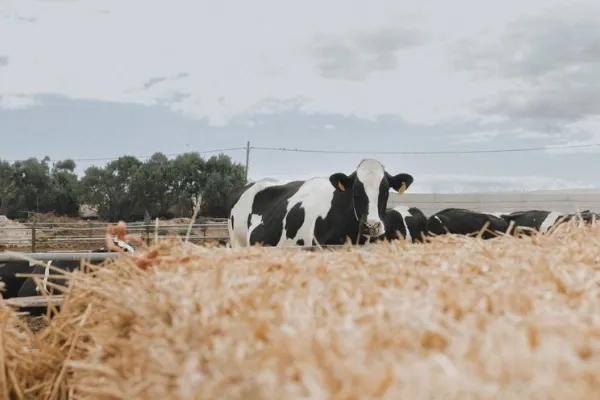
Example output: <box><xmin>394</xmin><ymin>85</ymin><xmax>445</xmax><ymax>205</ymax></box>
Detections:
<box><xmin>329</xmin><ymin>173</ymin><xmax>353</xmax><ymax>192</ymax></box>
<box><xmin>387</xmin><ymin>173</ymin><xmax>414</xmax><ymax>194</ymax></box>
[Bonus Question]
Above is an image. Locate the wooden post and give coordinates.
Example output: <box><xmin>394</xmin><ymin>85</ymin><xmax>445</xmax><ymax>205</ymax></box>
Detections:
<box><xmin>31</xmin><ymin>217</ymin><xmax>37</xmax><ymax>253</ymax></box>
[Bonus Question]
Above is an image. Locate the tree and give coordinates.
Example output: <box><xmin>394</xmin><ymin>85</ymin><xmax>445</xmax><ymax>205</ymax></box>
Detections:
<box><xmin>0</xmin><ymin>160</ymin><xmax>16</xmax><ymax>216</ymax></box>
<box><xmin>10</xmin><ymin>156</ymin><xmax>55</xmax><ymax>217</ymax></box>
<box><xmin>169</xmin><ymin>152</ymin><xmax>205</xmax><ymax>217</ymax></box>
<box><xmin>131</xmin><ymin>152</ymin><xmax>175</xmax><ymax>218</ymax></box>
<box><xmin>199</xmin><ymin>154</ymin><xmax>246</xmax><ymax>217</ymax></box>
<box><xmin>80</xmin><ymin>156</ymin><xmax>144</xmax><ymax>221</ymax></box>
<box><xmin>50</xmin><ymin>159</ymin><xmax>81</xmax><ymax>217</ymax></box>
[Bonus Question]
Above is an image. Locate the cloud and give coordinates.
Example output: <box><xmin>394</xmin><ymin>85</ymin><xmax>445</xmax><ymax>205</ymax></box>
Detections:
<box><xmin>312</xmin><ymin>27</ymin><xmax>426</xmax><ymax>81</ymax></box>
<box><xmin>453</xmin><ymin>11</ymin><xmax>600</xmax><ymax>125</ymax></box>
<box><xmin>0</xmin><ymin>56</ymin><xmax>7</xmax><ymax>67</ymax></box>
<box><xmin>0</xmin><ymin>94</ymin><xmax>40</xmax><ymax>109</ymax></box>
<box><xmin>142</xmin><ymin>72</ymin><xmax>189</xmax><ymax>90</ymax></box>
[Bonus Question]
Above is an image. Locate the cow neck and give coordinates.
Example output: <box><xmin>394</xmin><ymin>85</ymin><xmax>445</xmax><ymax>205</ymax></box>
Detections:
<box><xmin>345</xmin><ymin>189</ymin><xmax>359</xmax><ymax>222</ymax></box>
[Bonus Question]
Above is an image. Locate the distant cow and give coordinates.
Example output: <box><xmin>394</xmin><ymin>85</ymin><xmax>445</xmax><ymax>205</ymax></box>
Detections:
<box><xmin>227</xmin><ymin>159</ymin><xmax>414</xmax><ymax>247</ymax></box>
<box><xmin>562</xmin><ymin>210</ymin><xmax>600</xmax><ymax>224</ymax></box>
<box><xmin>500</xmin><ymin>210</ymin><xmax>566</xmax><ymax>235</ymax></box>
<box><xmin>427</xmin><ymin>208</ymin><xmax>511</xmax><ymax>240</ymax></box>
<box><xmin>0</xmin><ymin>261</ymin><xmax>36</xmax><ymax>299</ymax></box>
<box><xmin>379</xmin><ymin>206</ymin><xmax>428</xmax><ymax>243</ymax></box>
<box><xmin>17</xmin><ymin>237</ymin><xmax>135</xmax><ymax>301</ymax></box>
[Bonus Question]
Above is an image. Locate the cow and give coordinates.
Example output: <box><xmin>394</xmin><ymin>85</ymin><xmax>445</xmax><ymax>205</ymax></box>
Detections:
<box><xmin>378</xmin><ymin>205</ymin><xmax>429</xmax><ymax>243</ymax></box>
<box><xmin>562</xmin><ymin>209</ymin><xmax>600</xmax><ymax>224</ymax></box>
<box><xmin>427</xmin><ymin>208</ymin><xmax>512</xmax><ymax>240</ymax></box>
<box><xmin>227</xmin><ymin>159</ymin><xmax>414</xmax><ymax>248</ymax></box>
<box><xmin>16</xmin><ymin>237</ymin><xmax>135</xmax><ymax>301</ymax></box>
<box><xmin>500</xmin><ymin>210</ymin><xmax>566</xmax><ymax>235</ymax></box>
<box><xmin>0</xmin><ymin>261</ymin><xmax>36</xmax><ymax>299</ymax></box>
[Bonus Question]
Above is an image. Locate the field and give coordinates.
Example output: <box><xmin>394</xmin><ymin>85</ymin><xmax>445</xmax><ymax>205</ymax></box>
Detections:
<box><xmin>2</xmin><ymin>219</ymin><xmax>600</xmax><ymax>399</ymax></box>
<box><xmin>0</xmin><ymin>214</ymin><xmax>229</xmax><ymax>252</ymax></box>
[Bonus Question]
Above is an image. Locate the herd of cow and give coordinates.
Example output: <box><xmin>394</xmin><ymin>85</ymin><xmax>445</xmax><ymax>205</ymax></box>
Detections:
<box><xmin>225</xmin><ymin>158</ymin><xmax>598</xmax><ymax>247</ymax></box>
<box><xmin>0</xmin><ymin>158</ymin><xmax>598</xmax><ymax>316</ymax></box>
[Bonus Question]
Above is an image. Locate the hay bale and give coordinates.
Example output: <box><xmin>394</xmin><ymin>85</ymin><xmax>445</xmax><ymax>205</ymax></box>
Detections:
<box><xmin>5</xmin><ymin>222</ymin><xmax>600</xmax><ymax>398</ymax></box>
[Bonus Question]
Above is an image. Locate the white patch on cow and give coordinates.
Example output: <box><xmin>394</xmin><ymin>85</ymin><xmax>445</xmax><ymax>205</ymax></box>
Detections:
<box><xmin>355</xmin><ymin>159</ymin><xmax>386</xmax><ymax>236</ymax></box>
<box><xmin>487</xmin><ymin>212</ymin><xmax>505</xmax><ymax>217</ymax></box>
<box><xmin>278</xmin><ymin>178</ymin><xmax>336</xmax><ymax>246</ymax></box>
<box><xmin>229</xmin><ymin>179</ymin><xmax>280</xmax><ymax>248</ymax></box>
<box><xmin>36</xmin><ymin>260</ymin><xmax>52</xmax><ymax>295</ymax></box>
<box><xmin>540</xmin><ymin>211</ymin><xmax>564</xmax><ymax>232</ymax></box>
<box><xmin>112</xmin><ymin>237</ymin><xmax>134</xmax><ymax>252</ymax></box>
<box><xmin>246</xmin><ymin>214</ymin><xmax>264</xmax><ymax>244</ymax></box>
<box><xmin>391</xmin><ymin>206</ymin><xmax>412</xmax><ymax>242</ymax></box>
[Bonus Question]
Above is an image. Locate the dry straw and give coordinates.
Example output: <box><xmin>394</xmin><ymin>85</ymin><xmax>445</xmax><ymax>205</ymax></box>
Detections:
<box><xmin>2</xmin><ymin>220</ymin><xmax>600</xmax><ymax>399</ymax></box>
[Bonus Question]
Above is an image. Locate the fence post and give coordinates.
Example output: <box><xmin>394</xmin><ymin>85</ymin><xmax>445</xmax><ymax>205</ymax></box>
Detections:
<box><xmin>31</xmin><ymin>218</ymin><xmax>37</xmax><ymax>253</ymax></box>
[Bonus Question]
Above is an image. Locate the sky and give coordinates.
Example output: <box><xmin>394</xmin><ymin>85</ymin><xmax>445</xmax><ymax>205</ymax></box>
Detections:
<box><xmin>1</xmin><ymin>0</ymin><xmax>600</xmax><ymax>193</ymax></box>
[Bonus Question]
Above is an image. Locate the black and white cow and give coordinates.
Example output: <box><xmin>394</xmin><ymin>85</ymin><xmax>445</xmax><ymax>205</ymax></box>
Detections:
<box><xmin>227</xmin><ymin>159</ymin><xmax>414</xmax><ymax>247</ymax></box>
<box><xmin>379</xmin><ymin>205</ymin><xmax>429</xmax><ymax>243</ymax></box>
<box><xmin>500</xmin><ymin>210</ymin><xmax>566</xmax><ymax>235</ymax></box>
<box><xmin>562</xmin><ymin>209</ymin><xmax>600</xmax><ymax>224</ymax></box>
<box><xmin>16</xmin><ymin>237</ymin><xmax>135</xmax><ymax>299</ymax></box>
<box><xmin>427</xmin><ymin>208</ymin><xmax>512</xmax><ymax>240</ymax></box>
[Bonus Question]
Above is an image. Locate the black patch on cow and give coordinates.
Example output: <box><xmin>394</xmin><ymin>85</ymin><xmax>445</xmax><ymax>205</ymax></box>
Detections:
<box><xmin>381</xmin><ymin>207</ymin><xmax>428</xmax><ymax>243</ymax></box>
<box><xmin>501</xmin><ymin>210</ymin><xmax>561</xmax><ymax>235</ymax></box>
<box><xmin>0</xmin><ymin>261</ymin><xmax>37</xmax><ymax>299</ymax></box>
<box><xmin>230</xmin><ymin>215</ymin><xmax>234</xmax><ymax>231</ymax></box>
<box><xmin>285</xmin><ymin>203</ymin><xmax>305</xmax><ymax>239</ymax></box>
<box><xmin>247</xmin><ymin>181</ymin><xmax>304</xmax><ymax>246</ymax></box>
<box><xmin>296</xmin><ymin>239</ymin><xmax>304</xmax><ymax>246</ymax></box>
<box><xmin>427</xmin><ymin>208</ymin><xmax>509</xmax><ymax>240</ymax></box>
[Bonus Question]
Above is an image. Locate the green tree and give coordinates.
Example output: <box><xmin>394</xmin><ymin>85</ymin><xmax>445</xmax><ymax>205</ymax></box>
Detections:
<box><xmin>0</xmin><ymin>160</ymin><xmax>16</xmax><ymax>216</ymax></box>
<box><xmin>50</xmin><ymin>159</ymin><xmax>81</xmax><ymax>217</ymax></box>
<box><xmin>169</xmin><ymin>152</ymin><xmax>205</xmax><ymax>217</ymax></box>
<box><xmin>10</xmin><ymin>157</ymin><xmax>55</xmax><ymax>217</ymax></box>
<box><xmin>80</xmin><ymin>156</ymin><xmax>144</xmax><ymax>221</ymax></box>
<box><xmin>199</xmin><ymin>154</ymin><xmax>246</xmax><ymax>217</ymax></box>
<box><xmin>131</xmin><ymin>152</ymin><xmax>174</xmax><ymax>218</ymax></box>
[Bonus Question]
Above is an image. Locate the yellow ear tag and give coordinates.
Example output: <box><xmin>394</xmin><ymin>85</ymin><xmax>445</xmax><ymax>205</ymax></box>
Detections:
<box><xmin>397</xmin><ymin>182</ymin><xmax>407</xmax><ymax>195</ymax></box>
<box><xmin>337</xmin><ymin>182</ymin><xmax>346</xmax><ymax>191</ymax></box>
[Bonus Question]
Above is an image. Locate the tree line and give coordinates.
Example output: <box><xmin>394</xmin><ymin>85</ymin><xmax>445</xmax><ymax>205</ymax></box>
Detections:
<box><xmin>0</xmin><ymin>152</ymin><xmax>247</xmax><ymax>221</ymax></box>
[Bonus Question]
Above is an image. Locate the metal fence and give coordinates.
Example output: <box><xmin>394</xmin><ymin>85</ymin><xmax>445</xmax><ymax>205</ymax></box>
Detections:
<box><xmin>0</xmin><ymin>219</ymin><xmax>230</xmax><ymax>252</ymax></box>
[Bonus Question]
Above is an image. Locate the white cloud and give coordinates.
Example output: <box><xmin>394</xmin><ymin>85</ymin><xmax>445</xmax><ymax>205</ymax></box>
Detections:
<box><xmin>3</xmin><ymin>0</ymin><xmax>597</xmax><ymax>128</ymax></box>
<box><xmin>0</xmin><ymin>94</ymin><xmax>40</xmax><ymax>109</ymax></box>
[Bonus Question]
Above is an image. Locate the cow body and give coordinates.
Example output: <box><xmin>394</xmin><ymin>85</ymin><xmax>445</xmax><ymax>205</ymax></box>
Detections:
<box><xmin>227</xmin><ymin>159</ymin><xmax>414</xmax><ymax>248</ymax></box>
<box><xmin>0</xmin><ymin>261</ymin><xmax>37</xmax><ymax>299</ymax></box>
<box><xmin>17</xmin><ymin>237</ymin><xmax>135</xmax><ymax>300</ymax></box>
<box><xmin>427</xmin><ymin>208</ymin><xmax>511</xmax><ymax>239</ymax></box>
<box><xmin>381</xmin><ymin>206</ymin><xmax>428</xmax><ymax>243</ymax></box>
<box><xmin>501</xmin><ymin>210</ymin><xmax>565</xmax><ymax>235</ymax></box>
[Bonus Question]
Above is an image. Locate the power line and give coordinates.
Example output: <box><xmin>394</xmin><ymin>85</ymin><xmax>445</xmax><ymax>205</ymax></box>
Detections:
<box><xmin>3</xmin><ymin>147</ymin><xmax>246</xmax><ymax>163</ymax></box>
<box><xmin>250</xmin><ymin>142</ymin><xmax>600</xmax><ymax>155</ymax></box>
<box><xmin>3</xmin><ymin>141</ymin><xmax>599</xmax><ymax>164</ymax></box>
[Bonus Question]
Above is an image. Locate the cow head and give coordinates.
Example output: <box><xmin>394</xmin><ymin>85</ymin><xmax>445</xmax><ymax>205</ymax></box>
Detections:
<box><xmin>329</xmin><ymin>159</ymin><xmax>413</xmax><ymax>238</ymax></box>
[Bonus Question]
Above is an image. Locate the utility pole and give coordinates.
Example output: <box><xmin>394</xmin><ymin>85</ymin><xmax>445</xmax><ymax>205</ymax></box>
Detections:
<box><xmin>244</xmin><ymin>141</ymin><xmax>251</xmax><ymax>183</ymax></box>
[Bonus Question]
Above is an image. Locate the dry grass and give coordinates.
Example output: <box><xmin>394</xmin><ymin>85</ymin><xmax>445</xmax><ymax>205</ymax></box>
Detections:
<box><xmin>2</xmin><ymin>221</ymin><xmax>600</xmax><ymax>399</ymax></box>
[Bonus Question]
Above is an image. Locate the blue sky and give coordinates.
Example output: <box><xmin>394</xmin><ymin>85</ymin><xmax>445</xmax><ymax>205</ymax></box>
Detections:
<box><xmin>1</xmin><ymin>0</ymin><xmax>600</xmax><ymax>193</ymax></box>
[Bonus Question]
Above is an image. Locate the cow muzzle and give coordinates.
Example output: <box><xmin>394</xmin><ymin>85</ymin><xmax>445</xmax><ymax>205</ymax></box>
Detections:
<box><xmin>363</xmin><ymin>219</ymin><xmax>385</xmax><ymax>237</ymax></box>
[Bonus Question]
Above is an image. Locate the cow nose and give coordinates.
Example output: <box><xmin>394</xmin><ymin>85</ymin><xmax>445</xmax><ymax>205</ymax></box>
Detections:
<box><xmin>365</xmin><ymin>220</ymin><xmax>384</xmax><ymax>235</ymax></box>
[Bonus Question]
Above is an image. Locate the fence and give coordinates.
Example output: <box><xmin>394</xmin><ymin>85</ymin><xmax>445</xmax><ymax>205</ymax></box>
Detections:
<box><xmin>389</xmin><ymin>190</ymin><xmax>600</xmax><ymax>215</ymax></box>
<box><xmin>1</xmin><ymin>191</ymin><xmax>599</xmax><ymax>252</ymax></box>
<box><xmin>0</xmin><ymin>219</ymin><xmax>230</xmax><ymax>252</ymax></box>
